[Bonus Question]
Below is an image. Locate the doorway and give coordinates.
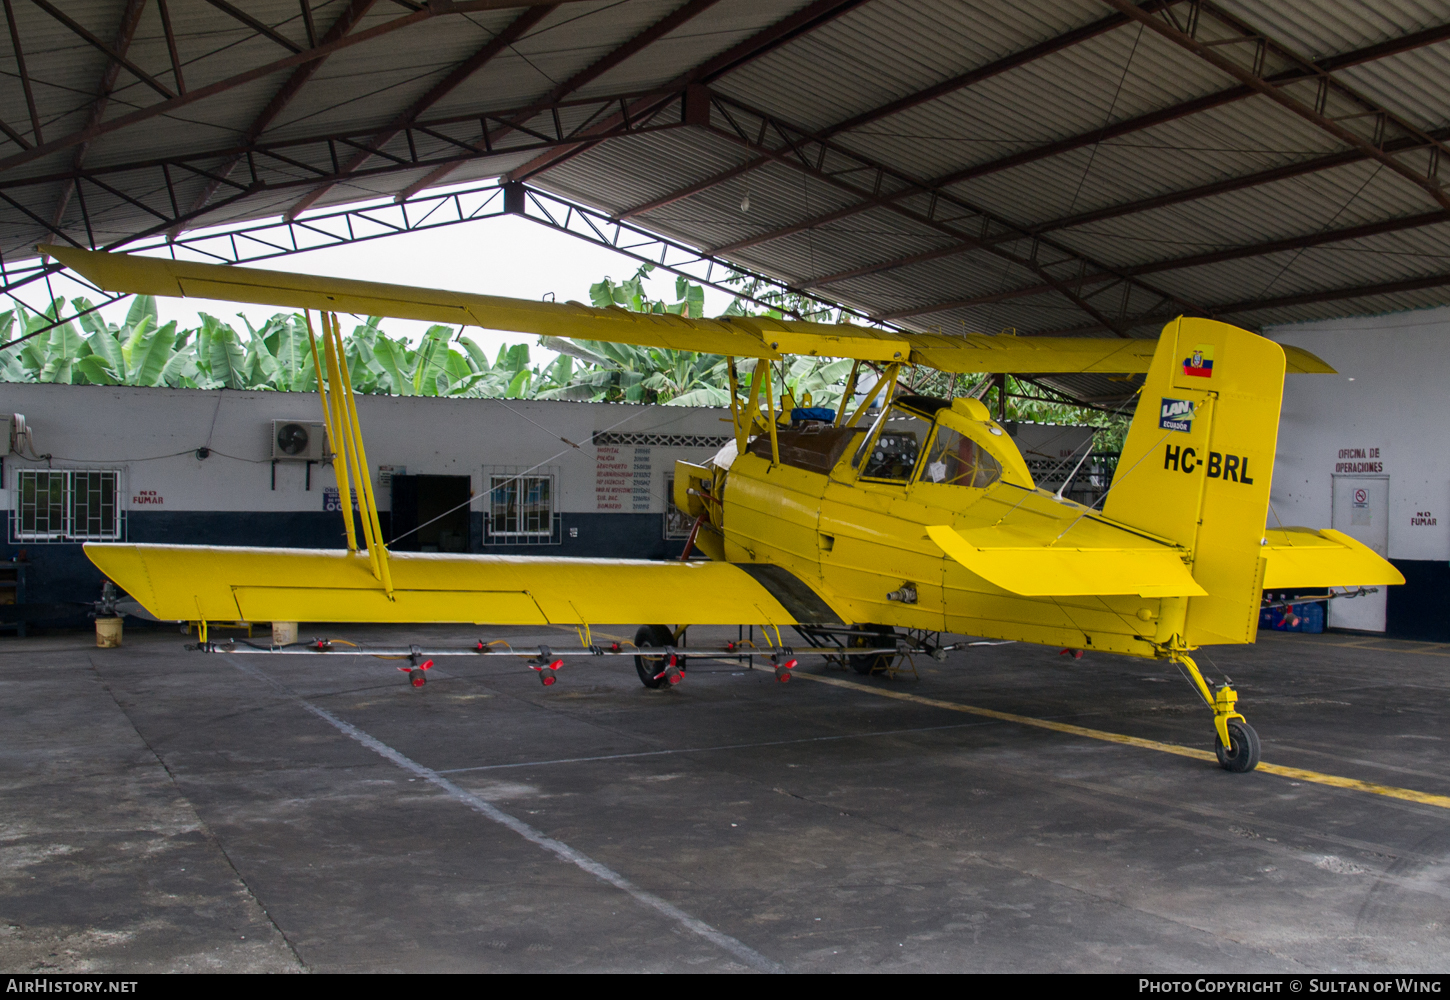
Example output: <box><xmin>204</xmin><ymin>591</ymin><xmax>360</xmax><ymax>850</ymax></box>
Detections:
<box><xmin>1329</xmin><ymin>474</ymin><xmax>1389</xmax><ymax>631</ymax></box>
<box><xmin>390</xmin><ymin>475</ymin><xmax>471</xmax><ymax>552</ymax></box>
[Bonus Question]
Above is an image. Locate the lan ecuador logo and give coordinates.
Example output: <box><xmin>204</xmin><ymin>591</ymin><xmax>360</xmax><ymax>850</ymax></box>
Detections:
<box><xmin>1182</xmin><ymin>343</ymin><xmax>1214</xmax><ymax>378</ymax></box>
<box><xmin>1159</xmin><ymin>397</ymin><xmax>1193</xmax><ymax>433</ymax></box>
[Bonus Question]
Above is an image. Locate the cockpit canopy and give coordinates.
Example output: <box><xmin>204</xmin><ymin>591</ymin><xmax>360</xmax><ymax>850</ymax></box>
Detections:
<box><xmin>854</xmin><ymin>394</ymin><xmax>1033</xmax><ymax>489</ymax></box>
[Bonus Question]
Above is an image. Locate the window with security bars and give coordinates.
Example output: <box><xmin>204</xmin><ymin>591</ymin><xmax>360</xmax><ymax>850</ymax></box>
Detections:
<box><xmin>14</xmin><ymin>470</ymin><xmax>123</xmax><ymax>542</ymax></box>
<box><xmin>486</xmin><ymin>474</ymin><xmax>556</xmax><ymax>543</ymax></box>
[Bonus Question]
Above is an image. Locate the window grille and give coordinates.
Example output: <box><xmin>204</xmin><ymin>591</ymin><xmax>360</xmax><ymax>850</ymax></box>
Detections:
<box><xmin>13</xmin><ymin>469</ymin><xmax>123</xmax><ymax>542</ymax></box>
<box><xmin>591</xmin><ymin>431</ymin><xmax>731</xmax><ymax>448</ymax></box>
<box><xmin>485</xmin><ymin>470</ymin><xmax>559</xmax><ymax>545</ymax></box>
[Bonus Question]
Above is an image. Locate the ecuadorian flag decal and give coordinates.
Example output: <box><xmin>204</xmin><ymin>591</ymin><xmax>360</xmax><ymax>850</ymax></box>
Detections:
<box><xmin>1182</xmin><ymin>343</ymin><xmax>1214</xmax><ymax>378</ymax></box>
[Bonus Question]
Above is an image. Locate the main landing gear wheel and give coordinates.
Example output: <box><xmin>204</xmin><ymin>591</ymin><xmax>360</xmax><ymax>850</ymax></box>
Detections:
<box><xmin>1215</xmin><ymin>719</ymin><xmax>1261</xmax><ymax>773</ymax></box>
<box><xmin>634</xmin><ymin>624</ymin><xmax>684</xmax><ymax>689</ymax></box>
<box><xmin>848</xmin><ymin>625</ymin><xmax>895</xmax><ymax>675</ymax></box>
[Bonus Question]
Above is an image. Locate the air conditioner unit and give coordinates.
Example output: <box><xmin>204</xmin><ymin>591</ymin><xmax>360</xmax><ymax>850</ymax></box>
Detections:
<box><xmin>271</xmin><ymin>420</ymin><xmax>327</xmax><ymax>461</ymax></box>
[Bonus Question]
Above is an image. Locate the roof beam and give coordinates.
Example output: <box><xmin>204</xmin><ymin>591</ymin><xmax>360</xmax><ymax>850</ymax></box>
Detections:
<box><xmin>502</xmin><ymin>0</ymin><xmax>872</xmax><ymax>185</ymax></box>
<box><xmin>200</xmin><ymin>0</ymin><xmax>304</xmax><ymax>54</ymax></box>
<box><xmin>1211</xmin><ymin>271</ymin><xmax>1450</xmax><ymax>315</ymax></box>
<box><xmin>1124</xmin><ymin>209</ymin><xmax>1450</xmax><ymax>276</ymax></box>
<box><xmin>701</xmin><ymin>122</ymin><xmax>1146</xmax><ymax>336</ymax></box>
<box><xmin>49</xmin><ymin>0</ymin><xmax>148</xmax><ymax>241</ymax></box>
<box><xmin>719</xmin><ymin>6</ymin><xmax>1450</xmax><ymax>260</ymax></box>
<box><xmin>171</xmin><ymin>0</ymin><xmax>377</xmax><ymax>237</ymax></box>
<box><xmin>1034</xmin><ymin>127</ymin><xmax>1450</xmax><ymax>236</ymax></box>
<box><xmin>3</xmin><ymin>0</ymin><xmax>42</xmax><ymax>144</ymax></box>
<box><xmin>0</xmin><ymin>90</ymin><xmax>687</xmax><ymax>194</ymax></box>
<box><xmin>0</xmin><ymin>2</ymin><xmax>598</xmax><ymax>176</ymax></box>
<box><xmin>397</xmin><ymin>0</ymin><xmax>724</xmax><ymax>201</ymax></box>
<box><xmin>704</xmin><ymin>90</ymin><xmax>1275</xmax><ymax>257</ymax></box>
<box><xmin>1040</xmin><ymin>270</ymin><xmax>1450</xmax><ymax>337</ymax></box>
<box><xmin>698</xmin><ymin>92</ymin><xmax>1199</xmax><ymax>334</ymax></box>
<box><xmin>27</xmin><ymin>0</ymin><xmax>174</xmax><ymax>99</ymax></box>
<box><xmin>872</xmin><ymin>209</ymin><xmax>1450</xmax><ymax>321</ymax></box>
<box><xmin>1100</xmin><ymin>0</ymin><xmax>1450</xmax><ymax>210</ymax></box>
<box><xmin>797</xmin><ymin>20</ymin><xmax>1450</xmax><ymax>290</ymax></box>
<box><xmin>155</xmin><ymin>0</ymin><xmax>185</xmax><ymax>93</ymax></box>
<box><xmin>617</xmin><ymin>0</ymin><xmax>1183</xmax><ymax>222</ymax></box>
<box><xmin>873</xmin><ymin>277</ymin><xmax>1084</xmax><ymax>322</ymax></box>
<box><xmin>282</xmin><ymin>4</ymin><xmax>555</xmax><ymax>220</ymax></box>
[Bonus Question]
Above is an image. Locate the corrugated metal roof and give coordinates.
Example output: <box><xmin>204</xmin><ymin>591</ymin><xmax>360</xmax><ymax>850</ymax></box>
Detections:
<box><xmin>5</xmin><ymin>0</ymin><xmax>1450</xmax><ymax>400</ymax></box>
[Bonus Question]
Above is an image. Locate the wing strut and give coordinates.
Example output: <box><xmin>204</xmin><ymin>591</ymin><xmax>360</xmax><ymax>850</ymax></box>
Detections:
<box><xmin>843</xmin><ymin>362</ymin><xmax>901</xmax><ymax>428</ymax></box>
<box><xmin>833</xmin><ymin>361</ymin><xmax>861</xmax><ymax>428</ymax></box>
<box><xmin>306</xmin><ymin>310</ymin><xmax>394</xmax><ymax>600</ymax></box>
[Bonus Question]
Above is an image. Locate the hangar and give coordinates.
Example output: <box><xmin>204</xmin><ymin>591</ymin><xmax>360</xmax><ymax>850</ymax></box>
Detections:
<box><xmin>2</xmin><ymin>0</ymin><xmax>1449</xmax><ymax>975</ymax></box>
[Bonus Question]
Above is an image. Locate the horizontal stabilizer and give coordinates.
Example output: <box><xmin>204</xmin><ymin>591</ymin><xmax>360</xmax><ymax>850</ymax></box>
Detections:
<box><xmin>43</xmin><ymin>247</ymin><xmax>1336</xmax><ymax>374</ymax></box>
<box><xmin>1261</xmin><ymin>527</ymin><xmax>1405</xmax><ymax>588</ymax></box>
<box><xmin>84</xmin><ymin>543</ymin><xmax>844</xmax><ymax>627</ymax></box>
<box><xmin>926</xmin><ymin>525</ymin><xmax>1207</xmax><ymax>598</ymax></box>
<box><xmin>1282</xmin><ymin>346</ymin><xmax>1336</xmax><ymax>374</ymax></box>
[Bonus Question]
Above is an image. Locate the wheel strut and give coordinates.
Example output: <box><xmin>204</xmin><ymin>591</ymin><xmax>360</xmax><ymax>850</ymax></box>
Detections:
<box><xmin>1173</xmin><ymin>652</ymin><xmax>1260</xmax><ymax>773</ymax></box>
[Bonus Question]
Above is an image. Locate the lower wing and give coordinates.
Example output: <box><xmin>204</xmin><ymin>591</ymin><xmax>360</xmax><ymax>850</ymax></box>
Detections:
<box><xmin>84</xmin><ymin>544</ymin><xmax>843</xmax><ymax>627</ymax></box>
<box><xmin>1261</xmin><ymin>527</ymin><xmax>1405</xmax><ymax>588</ymax></box>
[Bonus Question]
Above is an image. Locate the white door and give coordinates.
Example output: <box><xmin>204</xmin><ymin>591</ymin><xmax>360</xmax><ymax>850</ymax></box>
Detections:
<box><xmin>1329</xmin><ymin>475</ymin><xmax>1389</xmax><ymax>631</ymax></box>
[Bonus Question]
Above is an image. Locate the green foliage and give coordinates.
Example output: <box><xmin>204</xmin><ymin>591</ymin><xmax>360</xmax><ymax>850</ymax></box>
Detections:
<box><xmin>0</xmin><ymin>274</ymin><xmax>1122</xmax><ymax>444</ymax></box>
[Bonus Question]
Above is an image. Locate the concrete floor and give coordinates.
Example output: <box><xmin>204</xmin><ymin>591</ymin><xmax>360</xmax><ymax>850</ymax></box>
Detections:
<box><xmin>2</xmin><ymin>622</ymin><xmax>1448</xmax><ymax>973</ymax></box>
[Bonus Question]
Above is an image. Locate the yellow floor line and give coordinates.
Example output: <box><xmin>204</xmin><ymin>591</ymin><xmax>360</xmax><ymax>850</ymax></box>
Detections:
<box><xmin>792</xmin><ymin>671</ymin><xmax>1450</xmax><ymax>811</ymax></box>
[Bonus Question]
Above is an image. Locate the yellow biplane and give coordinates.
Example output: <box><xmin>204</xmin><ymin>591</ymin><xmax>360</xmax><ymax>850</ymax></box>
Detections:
<box><xmin>49</xmin><ymin>246</ymin><xmax>1404</xmax><ymax>773</ymax></box>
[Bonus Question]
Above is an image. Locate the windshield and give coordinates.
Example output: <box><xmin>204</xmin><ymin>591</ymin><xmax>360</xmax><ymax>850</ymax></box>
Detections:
<box><xmin>856</xmin><ymin>405</ymin><xmax>934</xmax><ymax>482</ymax></box>
<box><xmin>921</xmin><ymin>426</ymin><xmax>1003</xmax><ymax>488</ymax></box>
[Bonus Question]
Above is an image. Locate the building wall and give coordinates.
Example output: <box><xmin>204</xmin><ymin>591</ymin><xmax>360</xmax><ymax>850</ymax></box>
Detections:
<box><xmin>1</xmin><ymin>384</ymin><xmax>734</xmax><ymax>607</ymax></box>
<box><xmin>1266</xmin><ymin>307</ymin><xmax>1450</xmax><ymax>639</ymax></box>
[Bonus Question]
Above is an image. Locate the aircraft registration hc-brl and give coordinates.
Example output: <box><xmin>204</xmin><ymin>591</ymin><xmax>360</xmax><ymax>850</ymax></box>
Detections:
<box><xmin>49</xmin><ymin>246</ymin><xmax>1405</xmax><ymax>775</ymax></box>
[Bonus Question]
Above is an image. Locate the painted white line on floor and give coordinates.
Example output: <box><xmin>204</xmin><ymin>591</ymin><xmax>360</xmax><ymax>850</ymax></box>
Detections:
<box><xmin>226</xmin><ymin>656</ymin><xmax>782</xmax><ymax>974</ymax></box>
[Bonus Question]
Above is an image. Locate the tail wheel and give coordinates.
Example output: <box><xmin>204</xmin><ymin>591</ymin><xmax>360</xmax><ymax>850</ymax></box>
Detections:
<box><xmin>1215</xmin><ymin>720</ymin><xmax>1261</xmax><ymax>773</ymax></box>
<box><xmin>634</xmin><ymin>624</ymin><xmax>684</xmax><ymax>689</ymax></box>
<box><xmin>848</xmin><ymin>625</ymin><xmax>896</xmax><ymax>675</ymax></box>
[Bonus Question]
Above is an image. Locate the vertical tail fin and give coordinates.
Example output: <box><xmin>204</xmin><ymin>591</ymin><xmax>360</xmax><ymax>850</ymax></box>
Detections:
<box><xmin>1102</xmin><ymin>317</ymin><xmax>1285</xmax><ymax>646</ymax></box>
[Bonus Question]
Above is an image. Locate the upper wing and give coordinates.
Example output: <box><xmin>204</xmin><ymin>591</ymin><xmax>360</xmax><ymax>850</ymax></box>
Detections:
<box><xmin>926</xmin><ymin>524</ymin><xmax>1207</xmax><ymax>598</ymax></box>
<box><xmin>1261</xmin><ymin>527</ymin><xmax>1406</xmax><ymax>588</ymax></box>
<box><xmin>84</xmin><ymin>543</ymin><xmax>843</xmax><ymax>627</ymax></box>
<box><xmin>44</xmin><ymin>246</ymin><xmax>1334</xmax><ymax>374</ymax></box>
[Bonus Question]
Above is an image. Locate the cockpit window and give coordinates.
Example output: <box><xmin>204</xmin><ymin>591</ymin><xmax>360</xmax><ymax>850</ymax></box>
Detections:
<box><xmin>856</xmin><ymin>405</ymin><xmax>934</xmax><ymax>482</ymax></box>
<box><xmin>921</xmin><ymin>427</ymin><xmax>1003</xmax><ymax>488</ymax></box>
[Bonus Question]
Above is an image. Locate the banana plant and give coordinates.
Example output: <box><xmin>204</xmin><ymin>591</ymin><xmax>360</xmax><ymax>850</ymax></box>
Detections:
<box><xmin>0</xmin><ymin>283</ymin><xmax>1119</xmax><ymax>439</ymax></box>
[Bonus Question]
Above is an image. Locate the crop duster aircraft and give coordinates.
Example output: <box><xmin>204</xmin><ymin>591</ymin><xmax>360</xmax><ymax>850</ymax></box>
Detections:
<box><xmin>50</xmin><ymin>246</ymin><xmax>1404</xmax><ymax>774</ymax></box>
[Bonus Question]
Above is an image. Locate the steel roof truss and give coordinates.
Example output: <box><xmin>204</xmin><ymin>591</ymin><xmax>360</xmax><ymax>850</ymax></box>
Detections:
<box><xmin>282</xmin><ymin>4</ymin><xmax>557</xmax><ymax>221</ymax></box>
<box><xmin>27</xmin><ymin>0</ymin><xmax>173</xmax><ymax>99</ymax></box>
<box><xmin>2</xmin><ymin>91</ymin><xmax>689</xmax><ymax>197</ymax></box>
<box><xmin>398</xmin><ymin>0</ymin><xmax>724</xmax><ymax>201</ymax></box>
<box><xmin>200</xmin><ymin>0</ymin><xmax>305</xmax><ymax>54</ymax></box>
<box><xmin>697</xmin><ymin>92</ymin><xmax>1195</xmax><ymax>335</ymax></box>
<box><xmin>3</xmin><ymin>0</ymin><xmax>40</xmax><ymax>145</ymax></box>
<box><xmin>0</xmin><ymin>5</ymin><xmax>537</xmax><ymax>176</ymax></box>
<box><xmin>711</xmin><ymin>8</ymin><xmax>1450</xmax><ymax>291</ymax></box>
<box><xmin>616</xmin><ymin>0</ymin><xmax>1183</xmax><ymax>223</ymax></box>
<box><xmin>50</xmin><ymin>0</ymin><xmax>148</xmax><ymax>236</ymax></box>
<box><xmin>504</xmin><ymin>0</ymin><xmax>870</xmax><ymax>185</ymax></box>
<box><xmin>1103</xmin><ymin>0</ymin><xmax>1450</xmax><ymax>211</ymax></box>
<box><xmin>869</xmin><ymin>206</ymin><xmax>1450</xmax><ymax>321</ymax></box>
<box><xmin>175</xmin><ymin>0</ymin><xmax>379</xmax><ymax>238</ymax></box>
<box><xmin>154</xmin><ymin>0</ymin><xmax>185</xmax><ymax>94</ymax></box>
